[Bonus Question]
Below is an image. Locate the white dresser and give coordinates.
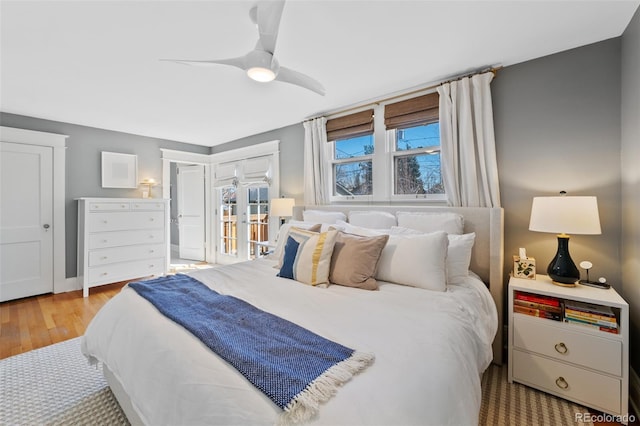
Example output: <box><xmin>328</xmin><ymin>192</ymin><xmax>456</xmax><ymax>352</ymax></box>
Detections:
<box><xmin>77</xmin><ymin>198</ymin><xmax>170</xmax><ymax>297</ymax></box>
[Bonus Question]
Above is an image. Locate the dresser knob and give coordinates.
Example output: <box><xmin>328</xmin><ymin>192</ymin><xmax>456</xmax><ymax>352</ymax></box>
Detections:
<box><xmin>149</xmin><ymin>250</ymin><xmax>155</xmax><ymax>253</ymax></box>
<box><xmin>121</xmin><ymin>204</ymin><xmax>126</xmax><ymax>208</ymax></box>
<box><xmin>149</xmin><ymin>235</ymin><xmax>154</xmax><ymax>239</ymax></box>
<box><xmin>101</xmin><ymin>272</ymin><xmax>108</xmax><ymax>276</ymax></box>
<box><xmin>149</xmin><ymin>264</ymin><xmax>155</xmax><ymax>268</ymax></box>
<box><xmin>555</xmin><ymin>376</ymin><xmax>569</xmax><ymax>390</ymax></box>
<box><xmin>102</xmin><ymin>240</ymin><xmax>108</xmax><ymax>243</ymax></box>
<box><xmin>101</xmin><ymin>256</ymin><xmax>108</xmax><ymax>260</ymax></box>
<box><xmin>103</xmin><ymin>220</ymin><xmax>108</xmax><ymax>224</ymax></box>
<box><xmin>554</xmin><ymin>342</ymin><xmax>568</xmax><ymax>354</ymax></box>
<box><xmin>149</xmin><ymin>217</ymin><xmax>155</xmax><ymax>221</ymax></box>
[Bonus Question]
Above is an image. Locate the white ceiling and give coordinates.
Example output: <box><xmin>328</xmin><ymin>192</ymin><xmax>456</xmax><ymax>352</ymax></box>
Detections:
<box><xmin>1</xmin><ymin>0</ymin><xmax>638</xmax><ymax>147</ymax></box>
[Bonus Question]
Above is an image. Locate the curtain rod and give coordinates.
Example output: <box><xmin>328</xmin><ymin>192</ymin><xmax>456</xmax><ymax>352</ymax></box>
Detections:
<box><xmin>304</xmin><ymin>66</ymin><xmax>502</xmax><ymax>122</ymax></box>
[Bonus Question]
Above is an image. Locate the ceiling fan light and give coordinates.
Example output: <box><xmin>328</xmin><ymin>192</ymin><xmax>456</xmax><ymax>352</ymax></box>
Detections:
<box><xmin>247</xmin><ymin>67</ymin><xmax>276</xmax><ymax>82</ymax></box>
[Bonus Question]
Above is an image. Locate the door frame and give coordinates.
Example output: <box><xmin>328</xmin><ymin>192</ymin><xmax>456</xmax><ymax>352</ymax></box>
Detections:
<box><xmin>0</xmin><ymin>126</ymin><xmax>68</xmax><ymax>293</ymax></box>
<box><xmin>161</xmin><ymin>149</ymin><xmax>212</xmax><ymax>263</ymax></box>
<box><xmin>162</xmin><ymin>141</ymin><xmax>280</xmax><ymax>265</ymax></box>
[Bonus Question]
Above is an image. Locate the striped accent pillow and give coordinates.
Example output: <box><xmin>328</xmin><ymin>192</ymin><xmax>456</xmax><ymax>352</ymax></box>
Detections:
<box><xmin>278</xmin><ymin>228</ymin><xmax>338</xmax><ymax>286</ymax></box>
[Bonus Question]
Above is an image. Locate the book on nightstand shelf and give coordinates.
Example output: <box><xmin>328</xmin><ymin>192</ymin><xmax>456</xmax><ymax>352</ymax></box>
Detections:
<box><xmin>514</xmin><ymin>291</ymin><xmax>562</xmax><ymax>321</ymax></box>
<box><xmin>563</xmin><ymin>299</ymin><xmax>619</xmax><ymax>334</ymax></box>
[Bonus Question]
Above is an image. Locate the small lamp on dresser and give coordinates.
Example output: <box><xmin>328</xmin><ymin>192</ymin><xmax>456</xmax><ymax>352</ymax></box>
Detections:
<box><xmin>528</xmin><ymin>191</ymin><xmax>601</xmax><ymax>286</ymax></box>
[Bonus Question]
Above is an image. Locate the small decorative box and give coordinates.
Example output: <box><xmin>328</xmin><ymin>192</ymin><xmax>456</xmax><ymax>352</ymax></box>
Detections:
<box><xmin>513</xmin><ymin>256</ymin><xmax>536</xmax><ymax>279</ymax></box>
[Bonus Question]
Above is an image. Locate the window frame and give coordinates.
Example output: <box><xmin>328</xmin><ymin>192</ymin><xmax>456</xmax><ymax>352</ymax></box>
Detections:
<box><xmin>388</xmin><ymin>122</ymin><xmax>446</xmax><ymax>202</ymax></box>
<box><xmin>327</xmin><ymin>97</ymin><xmax>446</xmax><ymax>204</ymax></box>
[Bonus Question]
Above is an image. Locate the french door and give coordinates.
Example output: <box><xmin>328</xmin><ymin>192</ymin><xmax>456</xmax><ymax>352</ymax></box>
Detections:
<box><xmin>216</xmin><ymin>184</ymin><xmax>270</xmax><ymax>264</ymax></box>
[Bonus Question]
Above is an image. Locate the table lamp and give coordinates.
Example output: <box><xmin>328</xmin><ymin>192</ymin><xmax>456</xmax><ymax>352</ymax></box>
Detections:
<box><xmin>271</xmin><ymin>198</ymin><xmax>295</xmax><ymax>225</ymax></box>
<box><xmin>528</xmin><ymin>192</ymin><xmax>601</xmax><ymax>286</ymax></box>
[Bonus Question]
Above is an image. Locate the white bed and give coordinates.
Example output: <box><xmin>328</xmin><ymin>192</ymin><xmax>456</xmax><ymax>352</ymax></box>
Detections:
<box><xmin>81</xmin><ymin>205</ymin><xmax>504</xmax><ymax>426</ymax></box>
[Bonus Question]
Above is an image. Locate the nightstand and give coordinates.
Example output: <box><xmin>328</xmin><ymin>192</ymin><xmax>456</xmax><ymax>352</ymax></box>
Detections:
<box><xmin>508</xmin><ymin>274</ymin><xmax>629</xmax><ymax>422</ymax></box>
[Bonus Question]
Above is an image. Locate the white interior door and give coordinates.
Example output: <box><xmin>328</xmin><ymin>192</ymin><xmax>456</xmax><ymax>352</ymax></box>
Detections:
<box><xmin>0</xmin><ymin>142</ymin><xmax>54</xmax><ymax>301</ymax></box>
<box><xmin>177</xmin><ymin>164</ymin><xmax>205</xmax><ymax>261</ymax></box>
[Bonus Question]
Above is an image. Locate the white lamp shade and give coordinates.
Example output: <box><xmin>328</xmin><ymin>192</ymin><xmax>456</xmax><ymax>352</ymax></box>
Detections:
<box><xmin>270</xmin><ymin>198</ymin><xmax>295</xmax><ymax>217</ymax></box>
<box><xmin>529</xmin><ymin>196</ymin><xmax>601</xmax><ymax>235</ymax></box>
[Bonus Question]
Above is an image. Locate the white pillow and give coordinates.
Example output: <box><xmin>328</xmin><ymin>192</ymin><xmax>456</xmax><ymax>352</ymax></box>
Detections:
<box><xmin>348</xmin><ymin>211</ymin><xmax>397</xmax><ymax>229</ymax></box>
<box><xmin>302</xmin><ymin>210</ymin><xmax>347</xmax><ymax>224</ymax></box>
<box><xmin>391</xmin><ymin>227</ymin><xmax>476</xmax><ymax>283</ymax></box>
<box><xmin>333</xmin><ymin>220</ymin><xmax>387</xmax><ymax>237</ymax></box>
<box><xmin>447</xmin><ymin>233</ymin><xmax>476</xmax><ymax>284</ymax></box>
<box><xmin>375</xmin><ymin>232</ymin><xmax>449</xmax><ymax>291</ymax></box>
<box><xmin>396</xmin><ymin>212</ymin><xmax>464</xmax><ymax>235</ymax></box>
<box><xmin>272</xmin><ymin>220</ymin><xmax>320</xmax><ymax>262</ymax></box>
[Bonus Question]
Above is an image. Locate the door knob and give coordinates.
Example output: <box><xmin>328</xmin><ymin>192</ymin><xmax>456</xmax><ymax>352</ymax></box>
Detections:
<box><xmin>43</xmin><ymin>224</ymin><xmax>50</xmax><ymax>230</ymax></box>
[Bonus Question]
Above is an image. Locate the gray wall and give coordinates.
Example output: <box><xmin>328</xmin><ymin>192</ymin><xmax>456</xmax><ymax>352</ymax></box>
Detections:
<box><xmin>621</xmin><ymin>7</ymin><xmax>640</xmax><ymax>374</ymax></box>
<box><xmin>0</xmin><ymin>113</ymin><xmax>210</xmax><ymax>278</ymax></box>
<box><xmin>493</xmin><ymin>38</ymin><xmax>623</xmax><ymax>297</ymax></box>
<box><xmin>211</xmin><ymin>123</ymin><xmax>305</xmax><ymax>204</ymax></box>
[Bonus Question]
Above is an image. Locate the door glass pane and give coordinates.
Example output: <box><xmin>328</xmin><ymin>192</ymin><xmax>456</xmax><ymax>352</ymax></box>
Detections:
<box><xmin>219</xmin><ymin>186</ymin><xmax>237</xmax><ymax>256</ymax></box>
<box><xmin>246</xmin><ymin>185</ymin><xmax>269</xmax><ymax>259</ymax></box>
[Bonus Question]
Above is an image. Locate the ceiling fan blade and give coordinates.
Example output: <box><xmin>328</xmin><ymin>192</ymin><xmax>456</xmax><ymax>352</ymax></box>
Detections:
<box><xmin>276</xmin><ymin>66</ymin><xmax>325</xmax><ymax>96</ymax></box>
<box><xmin>160</xmin><ymin>56</ymin><xmax>246</xmax><ymax>70</ymax></box>
<box><xmin>256</xmin><ymin>0</ymin><xmax>285</xmax><ymax>53</ymax></box>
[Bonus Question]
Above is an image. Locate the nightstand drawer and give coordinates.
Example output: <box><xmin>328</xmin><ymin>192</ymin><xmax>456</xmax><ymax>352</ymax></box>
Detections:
<box><xmin>513</xmin><ymin>314</ymin><xmax>621</xmax><ymax>376</ymax></box>
<box><xmin>512</xmin><ymin>350</ymin><xmax>621</xmax><ymax>414</ymax></box>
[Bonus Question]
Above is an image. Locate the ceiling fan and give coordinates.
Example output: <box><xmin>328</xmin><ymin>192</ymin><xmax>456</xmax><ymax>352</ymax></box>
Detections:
<box><xmin>162</xmin><ymin>0</ymin><xmax>325</xmax><ymax>96</ymax></box>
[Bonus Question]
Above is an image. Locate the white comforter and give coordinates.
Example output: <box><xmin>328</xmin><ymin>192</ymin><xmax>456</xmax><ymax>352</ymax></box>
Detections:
<box><xmin>81</xmin><ymin>258</ymin><xmax>497</xmax><ymax>426</ymax></box>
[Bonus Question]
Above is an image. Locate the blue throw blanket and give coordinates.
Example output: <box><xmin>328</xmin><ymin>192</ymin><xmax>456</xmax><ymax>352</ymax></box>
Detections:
<box><xmin>128</xmin><ymin>274</ymin><xmax>373</xmax><ymax>423</ymax></box>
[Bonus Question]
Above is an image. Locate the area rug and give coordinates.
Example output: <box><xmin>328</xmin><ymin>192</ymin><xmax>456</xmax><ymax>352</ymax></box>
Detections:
<box><xmin>1</xmin><ymin>337</ymin><xmax>594</xmax><ymax>425</ymax></box>
<box><xmin>0</xmin><ymin>337</ymin><xmax>128</xmax><ymax>425</ymax></box>
<box><xmin>480</xmin><ymin>362</ymin><xmax>593</xmax><ymax>426</ymax></box>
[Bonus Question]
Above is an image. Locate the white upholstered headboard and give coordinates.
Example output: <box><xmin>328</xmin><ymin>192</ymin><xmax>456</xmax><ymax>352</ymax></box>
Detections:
<box><xmin>293</xmin><ymin>205</ymin><xmax>505</xmax><ymax>365</ymax></box>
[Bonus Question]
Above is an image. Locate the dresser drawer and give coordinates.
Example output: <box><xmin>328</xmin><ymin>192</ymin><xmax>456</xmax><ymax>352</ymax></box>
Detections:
<box><xmin>513</xmin><ymin>314</ymin><xmax>621</xmax><ymax>376</ymax></box>
<box><xmin>89</xmin><ymin>202</ymin><xmax>130</xmax><ymax>212</ymax></box>
<box><xmin>512</xmin><ymin>350</ymin><xmax>621</xmax><ymax>414</ymax></box>
<box><xmin>88</xmin><ymin>211</ymin><xmax>164</xmax><ymax>232</ymax></box>
<box><xmin>88</xmin><ymin>258</ymin><xmax>165</xmax><ymax>286</ymax></box>
<box><xmin>89</xmin><ymin>244</ymin><xmax>165</xmax><ymax>267</ymax></box>
<box><xmin>88</xmin><ymin>229</ymin><xmax>165</xmax><ymax>249</ymax></box>
<box><xmin>131</xmin><ymin>201</ymin><xmax>166</xmax><ymax>211</ymax></box>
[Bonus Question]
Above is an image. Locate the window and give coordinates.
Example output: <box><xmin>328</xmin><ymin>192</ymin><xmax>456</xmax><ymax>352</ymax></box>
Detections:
<box><xmin>326</xmin><ymin>109</ymin><xmax>374</xmax><ymax>198</ymax></box>
<box><xmin>392</xmin><ymin>123</ymin><xmax>444</xmax><ymax>196</ymax></box>
<box><xmin>333</xmin><ymin>135</ymin><xmax>373</xmax><ymax>196</ymax></box>
<box><xmin>325</xmin><ymin>92</ymin><xmax>444</xmax><ymax>202</ymax></box>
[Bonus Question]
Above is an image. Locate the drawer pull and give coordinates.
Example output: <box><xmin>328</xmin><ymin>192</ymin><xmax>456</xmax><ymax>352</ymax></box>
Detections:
<box><xmin>101</xmin><ymin>272</ymin><xmax>108</xmax><ymax>276</ymax></box>
<box><xmin>102</xmin><ymin>239</ymin><xmax>108</xmax><ymax>243</ymax></box>
<box><xmin>101</xmin><ymin>256</ymin><xmax>108</xmax><ymax>260</ymax></box>
<box><xmin>554</xmin><ymin>342</ymin><xmax>568</xmax><ymax>354</ymax></box>
<box><xmin>103</xmin><ymin>220</ymin><xmax>108</xmax><ymax>224</ymax></box>
<box><xmin>149</xmin><ymin>235</ymin><xmax>155</xmax><ymax>239</ymax></box>
<box><xmin>149</xmin><ymin>217</ymin><xmax>155</xmax><ymax>221</ymax></box>
<box><xmin>149</xmin><ymin>250</ymin><xmax>155</xmax><ymax>253</ymax></box>
<box><xmin>121</xmin><ymin>204</ymin><xmax>126</xmax><ymax>208</ymax></box>
<box><xmin>555</xmin><ymin>376</ymin><xmax>569</xmax><ymax>390</ymax></box>
<box><xmin>149</xmin><ymin>264</ymin><xmax>155</xmax><ymax>268</ymax></box>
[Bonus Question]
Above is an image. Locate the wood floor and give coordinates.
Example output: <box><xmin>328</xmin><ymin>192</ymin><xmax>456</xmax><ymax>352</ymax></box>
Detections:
<box><xmin>0</xmin><ymin>281</ymin><xmax>127</xmax><ymax>359</ymax></box>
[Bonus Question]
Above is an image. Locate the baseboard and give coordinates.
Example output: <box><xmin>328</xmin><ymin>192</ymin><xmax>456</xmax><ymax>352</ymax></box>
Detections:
<box><xmin>630</xmin><ymin>366</ymin><xmax>639</xmax><ymax>418</ymax></box>
<box><xmin>55</xmin><ymin>277</ymin><xmax>81</xmax><ymax>294</ymax></box>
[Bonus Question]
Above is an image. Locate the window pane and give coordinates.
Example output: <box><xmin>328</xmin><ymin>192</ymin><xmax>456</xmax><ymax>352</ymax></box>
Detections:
<box><xmin>396</xmin><ymin>123</ymin><xmax>440</xmax><ymax>151</ymax></box>
<box><xmin>335</xmin><ymin>134</ymin><xmax>374</xmax><ymax>159</ymax></box>
<box><xmin>334</xmin><ymin>161</ymin><xmax>372</xmax><ymax>195</ymax></box>
<box><xmin>394</xmin><ymin>153</ymin><xmax>444</xmax><ymax>194</ymax></box>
